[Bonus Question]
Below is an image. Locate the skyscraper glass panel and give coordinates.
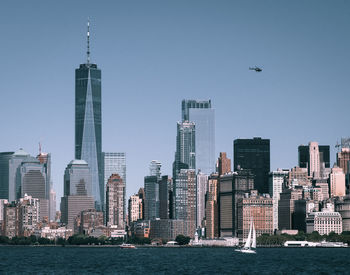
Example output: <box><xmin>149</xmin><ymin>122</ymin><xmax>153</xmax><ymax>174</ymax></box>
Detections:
<box><xmin>181</xmin><ymin>99</ymin><xmax>215</xmax><ymax>174</ymax></box>
<box><xmin>75</xmin><ymin>52</ymin><xmax>102</xmax><ymax>207</ymax></box>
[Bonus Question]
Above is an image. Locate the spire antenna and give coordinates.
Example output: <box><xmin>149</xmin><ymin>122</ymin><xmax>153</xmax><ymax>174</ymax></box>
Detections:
<box><xmin>87</xmin><ymin>19</ymin><xmax>90</xmax><ymax>64</ymax></box>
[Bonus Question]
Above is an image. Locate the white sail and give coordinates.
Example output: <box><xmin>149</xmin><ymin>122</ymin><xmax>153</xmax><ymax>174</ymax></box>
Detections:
<box><xmin>252</xmin><ymin>220</ymin><xmax>256</xmax><ymax>249</ymax></box>
<box><xmin>244</xmin><ymin>219</ymin><xmax>252</xmax><ymax>249</ymax></box>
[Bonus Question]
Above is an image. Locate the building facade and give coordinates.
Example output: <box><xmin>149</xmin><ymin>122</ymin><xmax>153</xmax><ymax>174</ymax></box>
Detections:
<box><xmin>218</xmin><ymin>170</ymin><xmax>254</xmax><ymax>237</ymax></box>
<box><xmin>298</xmin><ymin>142</ymin><xmax>330</xmax><ymax>177</ymax></box>
<box><xmin>175</xmin><ymin>121</ymin><xmax>196</xmax><ymax>172</ymax></box>
<box><xmin>218</xmin><ymin>152</ymin><xmax>231</xmax><ymax>176</ymax></box>
<box><xmin>329</xmin><ymin>166</ymin><xmax>346</xmax><ymax>197</ymax></box>
<box><xmin>128</xmin><ymin>195</ymin><xmax>142</xmax><ymax>225</ymax></box>
<box><xmin>144</xmin><ymin>176</ymin><xmax>159</xmax><ymax>220</ymax></box>
<box><xmin>196</xmin><ymin>172</ymin><xmax>208</xmax><ymax>228</ymax></box>
<box><xmin>233</xmin><ymin>137</ymin><xmax>270</xmax><ymax>194</ymax></box>
<box><xmin>0</xmin><ymin>152</ymin><xmax>14</xmax><ymax>200</ymax></box>
<box><xmin>106</xmin><ymin>174</ymin><xmax>125</xmax><ymax>228</ymax></box>
<box><xmin>237</xmin><ymin>190</ymin><xmax>273</xmax><ymax>240</ymax></box>
<box><xmin>205</xmin><ymin>174</ymin><xmax>219</xmax><ymax>238</ymax></box>
<box><xmin>306</xmin><ymin>211</ymin><xmax>342</xmax><ymax>235</ymax></box>
<box><xmin>182</xmin><ymin>99</ymin><xmax>215</xmax><ymax>175</ymax></box>
<box><xmin>175</xmin><ymin>169</ymin><xmax>196</xmax><ymax>236</ymax></box>
<box><xmin>103</xmin><ymin>152</ymin><xmax>126</xmax><ymax>212</ymax></box>
<box><xmin>75</xmin><ymin>23</ymin><xmax>103</xmax><ymax>208</ymax></box>
<box><xmin>269</xmin><ymin>169</ymin><xmax>289</xmax><ymax>231</ymax></box>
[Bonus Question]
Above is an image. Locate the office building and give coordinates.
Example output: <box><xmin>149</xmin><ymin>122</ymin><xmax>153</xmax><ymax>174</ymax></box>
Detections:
<box><xmin>335</xmin><ymin>195</ymin><xmax>350</xmax><ymax>231</ymax></box>
<box><xmin>150</xmin><ymin>160</ymin><xmax>161</xmax><ymax>180</ymax></box>
<box><xmin>278</xmin><ymin>188</ymin><xmax>303</xmax><ymax>230</ymax></box>
<box><xmin>106</xmin><ymin>174</ymin><xmax>125</xmax><ymax>228</ymax></box>
<box><xmin>75</xmin><ymin>22</ymin><xmax>103</xmax><ymax>208</ymax></box>
<box><xmin>182</xmin><ymin>99</ymin><xmax>215</xmax><ymax>175</ymax></box>
<box><xmin>0</xmin><ymin>152</ymin><xmax>14</xmax><ymax>200</ymax></box>
<box><xmin>61</xmin><ymin>160</ymin><xmax>95</xmax><ymax>229</ymax></box>
<box><xmin>19</xmin><ymin>158</ymin><xmax>49</xmax><ymax>221</ymax></box>
<box><xmin>306</xmin><ymin>210</ymin><xmax>342</xmax><ymax>235</ymax></box>
<box><xmin>159</xmin><ymin>175</ymin><xmax>170</xmax><ymax>219</ymax></box>
<box><xmin>64</xmin><ymin>160</ymin><xmax>92</xmax><ymax>197</ymax></box>
<box><xmin>175</xmin><ymin>169</ymin><xmax>196</xmax><ymax>235</ymax></box>
<box><xmin>149</xmin><ymin>219</ymin><xmax>192</xmax><ymax>241</ymax></box>
<box><xmin>237</xmin><ymin>190</ymin><xmax>273</xmax><ymax>240</ymax></box>
<box><xmin>60</xmin><ymin>195</ymin><xmax>95</xmax><ymax>230</ymax></box>
<box><xmin>18</xmin><ymin>194</ymin><xmax>40</xmax><ymax>236</ymax></box>
<box><xmin>218</xmin><ymin>169</ymin><xmax>254</xmax><ymax>237</ymax></box>
<box><xmin>8</xmin><ymin>149</ymin><xmax>32</xmax><ymax>202</ymax></box>
<box><xmin>103</xmin><ymin>152</ymin><xmax>126</xmax><ymax>211</ymax></box>
<box><xmin>128</xmin><ymin>194</ymin><xmax>142</xmax><ymax>225</ymax></box>
<box><xmin>298</xmin><ymin>142</ymin><xmax>330</xmax><ymax>177</ymax></box>
<box><xmin>205</xmin><ymin>174</ymin><xmax>219</xmax><ymax>238</ymax></box>
<box><xmin>49</xmin><ymin>188</ymin><xmax>56</xmax><ymax>222</ymax></box>
<box><xmin>233</xmin><ymin>137</ymin><xmax>270</xmax><ymax>194</ymax></box>
<box><xmin>269</xmin><ymin>169</ymin><xmax>289</xmax><ymax>231</ymax></box>
<box><xmin>175</xmin><ymin>121</ymin><xmax>196</xmax><ymax>173</ymax></box>
<box><xmin>75</xmin><ymin>209</ymin><xmax>104</xmax><ymax>235</ymax></box>
<box><xmin>2</xmin><ymin>202</ymin><xmax>19</xmax><ymax>238</ymax></box>
<box><xmin>0</xmin><ymin>199</ymin><xmax>9</xmax><ymax>222</ymax></box>
<box><xmin>329</xmin><ymin>166</ymin><xmax>346</xmax><ymax>197</ymax></box>
<box><xmin>286</xmin><ymin>167</ymin><xmax>310</xmax><ymax>188</ymax></box>
<box><xmin>218</xmin><ymin>152</ymin><xmax>231</xmax><ymax>175</ymax></box>
<box><xmin>196</xmin><ymin>172</ymin><xmax>208</xmax><ymax>228</ymax></box>
<box><xmin>337</xmin><ymin>148</ymin><xmax>350</xmax><ymax>175</ymax></box>
<box><xmin>144</xmin><ymin>176</ymin><xmax>159</xmax><ymax>220</ymax></box>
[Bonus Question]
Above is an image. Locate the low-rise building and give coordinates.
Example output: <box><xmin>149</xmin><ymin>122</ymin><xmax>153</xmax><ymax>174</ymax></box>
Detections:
<box><xmin>149</xmin><ymin>219</ymin><xmax>192</xmax><ymax>241</ymax></box>
<box><xmin>36</xmin><ymin>226</ymin><xmax>73</xmax><ymax>240</ymax></box>
<box><xmin>306</xmin><ymin>210</ymin><xmax>342</xmax><ymax>235</ymax></box>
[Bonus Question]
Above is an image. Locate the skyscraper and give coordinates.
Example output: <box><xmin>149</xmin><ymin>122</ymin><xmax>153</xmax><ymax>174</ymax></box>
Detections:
<box><xmin>233</xmin><ymin>137</ymin><xmax>270</xmax><ymax>194</ymax></box>
<box><xmin>175</xmin><ymin>169</ymin><xmax>196</xmax><ymax>236</ymax></box>
<box><xmin>174</xmin><ymin>121</ymin><xmax>196</xmax><ymax>173</ymax></box>
<box><xmin>0</xmin><ymin>152</ymin><xmax>14</xmax><ymax>200</ymax></box>
<box><xmin>298</xmin><ymin>142</ymin><xmax>330</xmax><ymax>177</ymax></box>
<box><xmin>268</xmin><ymin>169</ymin><xmax>289</xmax><ymax>231</ymax></box>
<box><xmin>75</xmin><ymin>21</ymin><xmax>103</xmax><ymax>208</ymax></box>
<box><xmin>8</xmin><ymin>149</ymin><xmax>31</xmax><ymax>202</ymax></box>
<box><xmin>218</xmin><ymin>169</ymin><xmax>254</xmax><ymax>237</ymax></box>
<box><xmin>181</xmin><ymin>99</ymin><xmax>215</xmax><ymax>174</ymax></box>
<box><xmin>106</xmin><ymin>174</ymin><xmax>125</xmax><ymax>228</ymax></box>
<box><xmin>103</xmin><ymin>152</ymin><xmax>126</xmax><ymax>217</ymax></box>
<box><xmin>144</xmin><ymin>176</ymin><xmax>159</xmax><ymax>220</ymax></box>
<box><xmin>37</xmin><ymin>146</ymin><xmax>54</xmax><ymax>221</ymax></box>
<box><xmin>149</xmin><ymin>160</ymin><xmax>161</xmax><ymax>180</ymax></box>
<box><xmin>218</xmin><ymin>152</ymin><xmax>231</xmax><ymax>176</ymax></box>
<box><xmin>196</xmin><ymin>172</ymin><xmax>208</xmax><ymax>228</ymax></box>
<box><xmin>19</xmin><ymin>158</ymin><xmax>49</xmax><ymax>221</ymax></box>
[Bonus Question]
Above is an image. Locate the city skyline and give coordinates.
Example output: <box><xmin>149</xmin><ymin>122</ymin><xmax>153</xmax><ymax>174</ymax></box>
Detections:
<box><xmin>1</xmin><ymin>1</ymin><xmax>349</xmax><ymax>207</ymax></box>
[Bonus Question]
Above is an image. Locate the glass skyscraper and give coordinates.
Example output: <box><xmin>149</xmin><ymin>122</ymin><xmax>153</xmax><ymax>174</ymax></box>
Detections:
<box><xmin>181</xmin><ymin>99</ymin><xmax>215</xmax><ymax>174</ymax></box>
<box><xmin>103</xmin><ymin>152</ymin><xmax>126</xmax><ymax>215</ymax></box>
<box><xmin>233</xmin><ymin>137</ymin><xmax>270</xmax><ymax>194</ymax></box>
<box><xmin>75</xmin><ymin>22</ymin><xmax>103</xmax><ymax>208</ymax></box>
<box><xmin>175</xmin><ymin>121</ymin><xmax>196</xmax><ymax>172</ymax></box>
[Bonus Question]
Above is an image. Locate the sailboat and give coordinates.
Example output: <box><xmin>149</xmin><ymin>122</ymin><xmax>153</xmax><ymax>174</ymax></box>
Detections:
<box><xmin>235</xmin><ymin>218</ymin><xmax>256</xmax><ymax>254</ymax></box>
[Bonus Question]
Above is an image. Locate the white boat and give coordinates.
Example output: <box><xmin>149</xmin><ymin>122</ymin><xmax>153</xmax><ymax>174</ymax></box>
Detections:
<box><xmin>119</xmin><ymin>243</ymin><xmax>136</xmax><ymax>249</ymax></box>
<box><xmin>235</xmin><ymin>218</ymin><xmax>256</xmax><ymax>254</ymax></box>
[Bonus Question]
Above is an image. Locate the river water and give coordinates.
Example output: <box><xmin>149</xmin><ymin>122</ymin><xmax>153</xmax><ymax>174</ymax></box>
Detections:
<box><xmin>0</xmin><ymin>246</ymin><xmax>348</xmax><ymax>274</ymax></box>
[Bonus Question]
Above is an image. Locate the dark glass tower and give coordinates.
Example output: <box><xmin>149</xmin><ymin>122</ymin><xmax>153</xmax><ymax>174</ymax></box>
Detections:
<box><xmin>233</xmin><ymin>137</ymin><xmax>270</xmax><ymax>194</ymax></box>
<box><xmin>75</xmin><ymin>21</ymin><xmax>103</xmax><ymax>208</ymax></box>
<box><xmin>298</xmin><ymin>144</ymin><xmax>330</xmax><ymax>169</ymax></box>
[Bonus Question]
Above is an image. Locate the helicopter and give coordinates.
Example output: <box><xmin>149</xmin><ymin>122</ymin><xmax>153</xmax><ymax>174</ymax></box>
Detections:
<box><xmin>249</xmin><ymin>66</ymin><xmax>262</xmax><ymax>72</ymax></box>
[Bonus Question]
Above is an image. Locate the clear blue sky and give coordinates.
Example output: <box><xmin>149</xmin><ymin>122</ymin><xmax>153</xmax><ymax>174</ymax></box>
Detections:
<box><xmin>1</xmin><ymin>1</ymin><xmax>349</xmax><ymax>208</ymax></box>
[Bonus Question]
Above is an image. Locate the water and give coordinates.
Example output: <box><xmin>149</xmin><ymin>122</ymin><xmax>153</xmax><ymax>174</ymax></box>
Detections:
<box><xmin>0</xmin><ymin>246</ymin><xmax>349</xmax><ymax>274</ymax></box>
